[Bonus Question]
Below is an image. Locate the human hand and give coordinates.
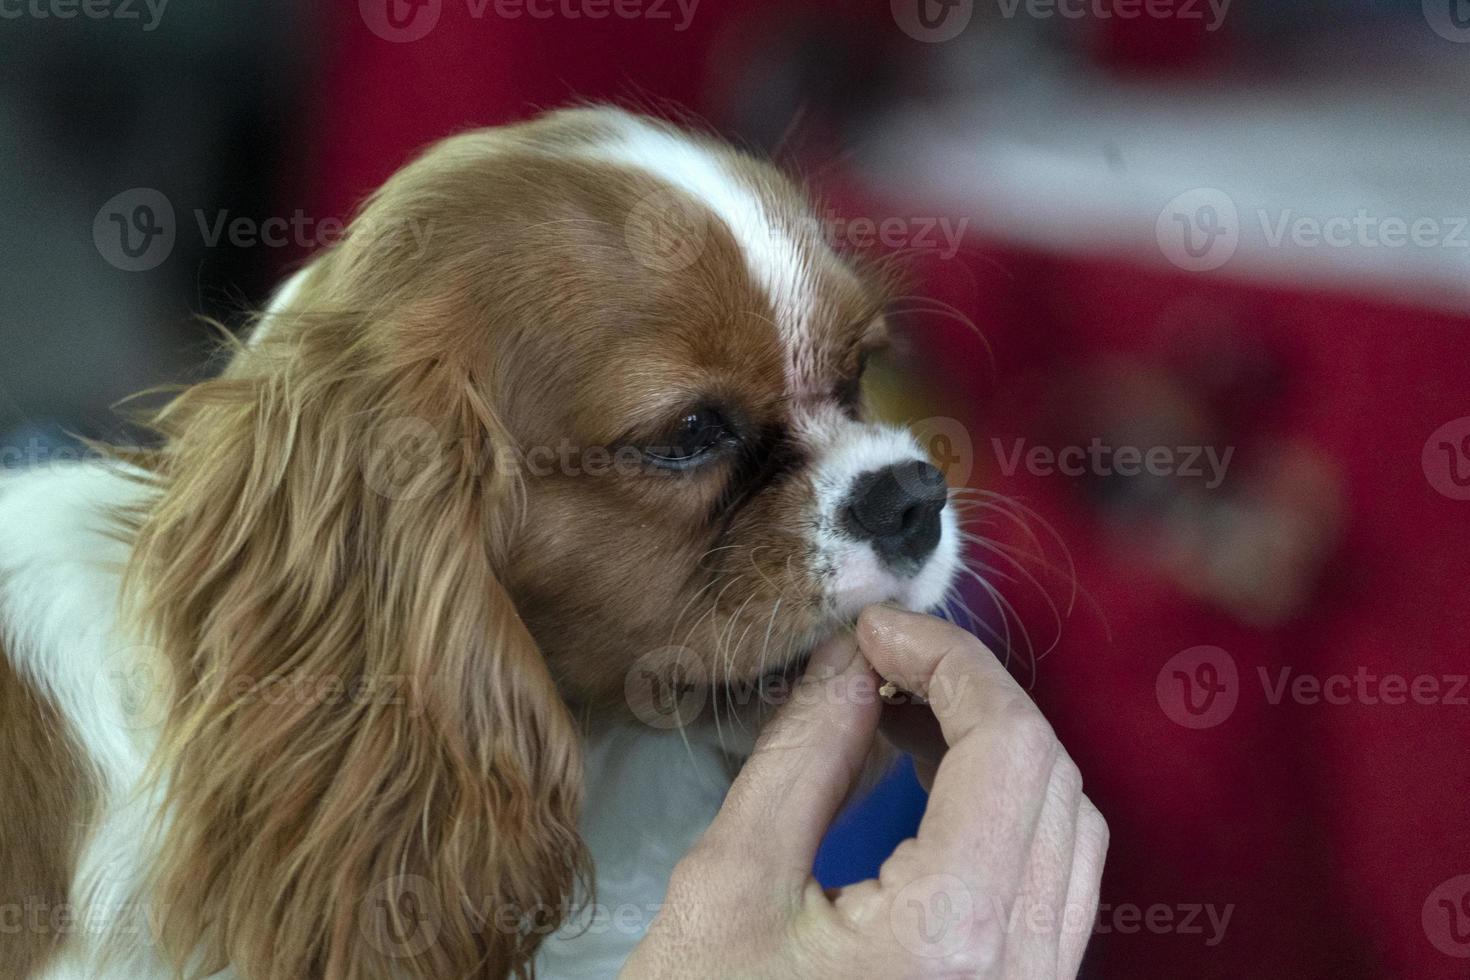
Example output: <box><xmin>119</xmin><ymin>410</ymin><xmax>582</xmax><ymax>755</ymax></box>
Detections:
<box><xmin>620</xmin><ymin>604</ymin><xmax>1108</xmax><ymax>979</ymax></box>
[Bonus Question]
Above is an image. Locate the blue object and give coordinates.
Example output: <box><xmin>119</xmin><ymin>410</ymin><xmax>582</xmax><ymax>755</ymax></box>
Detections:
<box><xmin>813</xmin><ymin>754</ymin><xmax>928</xmax><ymax>888</ymax></box>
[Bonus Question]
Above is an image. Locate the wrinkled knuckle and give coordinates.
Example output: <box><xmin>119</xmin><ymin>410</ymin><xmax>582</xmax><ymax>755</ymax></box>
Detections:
<box><xmin>999</xmin><ymin>706</ymin><xmax>1058</xmax><ymax>768</ymax></box>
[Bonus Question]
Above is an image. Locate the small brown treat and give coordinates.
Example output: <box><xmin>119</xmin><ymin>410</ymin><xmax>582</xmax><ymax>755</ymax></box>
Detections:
<box><xmin>878</xmin><ymin>680</ymin><xmax>899</xmax><ymax>699</ymax></box>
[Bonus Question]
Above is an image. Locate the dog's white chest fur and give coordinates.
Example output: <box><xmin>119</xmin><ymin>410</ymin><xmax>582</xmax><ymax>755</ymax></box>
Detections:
<box><xmin>0</xmin><ymin>462</ymin><xmax>734</xmax><ymax>979</ymax></box>
<box><xmin>535</xmin><ymin>724</ymin><xmax>737</xmax><ymax>977</ymax></box>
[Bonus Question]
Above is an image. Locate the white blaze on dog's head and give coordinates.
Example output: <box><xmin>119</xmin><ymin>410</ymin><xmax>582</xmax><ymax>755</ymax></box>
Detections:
<box><xmin>580</xmin><ymin>112</ymin><xmax>960</xmax><ymax>626</ymax></box>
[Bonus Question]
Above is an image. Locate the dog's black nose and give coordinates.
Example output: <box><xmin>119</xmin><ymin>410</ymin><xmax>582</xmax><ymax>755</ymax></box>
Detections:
<box><xmin>843</xmin><ymin>460</ymin><xmax>947</xmax><ymax>568</ymax></box>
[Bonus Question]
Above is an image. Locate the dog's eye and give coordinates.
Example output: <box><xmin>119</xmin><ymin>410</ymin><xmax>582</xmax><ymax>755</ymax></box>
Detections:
<box><xmin>646</xmin><ymin>408</ymin><xmax>730</xmax><ymax>470</ymax></box>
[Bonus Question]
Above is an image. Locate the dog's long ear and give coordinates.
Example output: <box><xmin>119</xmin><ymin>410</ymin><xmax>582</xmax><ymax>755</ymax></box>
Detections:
<box><xmin>127</xmin><ymin>251</ymin><xmax>587</xmax><ymax>979</ymax></box>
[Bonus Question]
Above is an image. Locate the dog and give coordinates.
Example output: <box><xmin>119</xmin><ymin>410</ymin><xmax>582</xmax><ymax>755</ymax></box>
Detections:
<box><xmin>0</xmin><ymin>106</ymin><xmax>961</xmax><ymax>979</ymax></box>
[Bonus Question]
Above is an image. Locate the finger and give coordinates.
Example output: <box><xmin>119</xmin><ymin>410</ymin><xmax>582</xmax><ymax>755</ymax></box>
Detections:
<box><xmin>858</xmin><ymin>605</ymin><xmax>1056</xmax><ymax>865</ymax></box>
<box><xmin>1056</xmin><ymin>798</ymin><xmax>1108</xmax><ymax>978</ymax></box>
<box><xmin>701</xmin><ymin>633</ymin><xmax>882</xmax><ymax>876</ymax></box>
<box><xmin>1008</xmin><ymin>752</ymin><xmax>1083</xmax><ymax>978</ymax></box>
<box><xmin>857</xmin><ymin>604</ymin><xmax>1030</xmax><ymax>747</ymax></box>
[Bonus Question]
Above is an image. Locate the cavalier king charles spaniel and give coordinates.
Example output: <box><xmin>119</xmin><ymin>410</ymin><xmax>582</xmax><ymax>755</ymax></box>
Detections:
<box><xmin>0</xmin><ymin>107</ymin><xmax>960</xmax><ymax>979</ymax></box>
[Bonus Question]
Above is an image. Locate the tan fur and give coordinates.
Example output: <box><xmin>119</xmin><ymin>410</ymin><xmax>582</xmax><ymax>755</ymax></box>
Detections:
<box><xmin>0</xmin><ymin>640</ymin><xmax>100</xmax><ymax>979</ymax></box>
<box><xmin>100</xmin><ymin>108</ymin><xmax>894</xmax><ymax>978</ymax></box>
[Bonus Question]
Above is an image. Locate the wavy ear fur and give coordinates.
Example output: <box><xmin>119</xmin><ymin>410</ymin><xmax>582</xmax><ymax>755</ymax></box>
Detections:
<box><xmin>125</xmin><ymin>239</ymin><xmax>588</xmax><ymax>978</ymax></box>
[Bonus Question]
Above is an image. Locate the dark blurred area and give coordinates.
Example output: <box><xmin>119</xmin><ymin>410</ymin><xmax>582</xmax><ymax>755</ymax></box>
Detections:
<box><xmin>4</xmin><ymin>1</ymin><xmax>1469</xmax><ymax>977</ymax></box>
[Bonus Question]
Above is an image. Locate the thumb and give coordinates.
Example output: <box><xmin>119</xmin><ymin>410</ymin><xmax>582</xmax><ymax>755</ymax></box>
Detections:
<box><xmin>701</xmin><ymin>633</ymin><xmax>882</xmax><ymax>876</ymax></box>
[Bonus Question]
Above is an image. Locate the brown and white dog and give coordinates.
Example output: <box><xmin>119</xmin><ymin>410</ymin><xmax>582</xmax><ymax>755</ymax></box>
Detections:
<box><xmin>0</xmin><ymin>107</ymin><xmax>960</xmax><ymax>979</ymax></box>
